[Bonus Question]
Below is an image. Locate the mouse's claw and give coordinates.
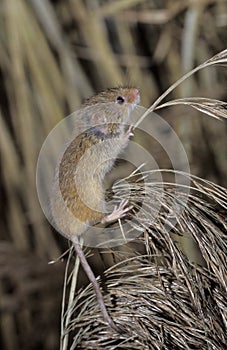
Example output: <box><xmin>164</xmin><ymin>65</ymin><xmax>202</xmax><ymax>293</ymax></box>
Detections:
<box><xmin>125</xmin><ymin>125</ymin><xmax>134</xmax><ymax>139</ymax></box>
<box><xmin>101</xmin><ymin>199</ymin><xmax>133</xmax><ymax>224</ymax></box>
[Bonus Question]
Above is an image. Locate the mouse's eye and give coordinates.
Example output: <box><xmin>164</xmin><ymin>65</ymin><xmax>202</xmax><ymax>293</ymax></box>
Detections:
<box><xmin>116</xmin><ymin>95</ymin><xmax>125</xmax><ymax>105</ymax></box>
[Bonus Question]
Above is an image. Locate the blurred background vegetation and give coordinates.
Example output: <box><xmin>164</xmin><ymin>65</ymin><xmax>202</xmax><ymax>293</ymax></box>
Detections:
<box><xmin>0</xmin><ymin>0</ymin><xmax>226</xmax><ymax>349</ymax></box>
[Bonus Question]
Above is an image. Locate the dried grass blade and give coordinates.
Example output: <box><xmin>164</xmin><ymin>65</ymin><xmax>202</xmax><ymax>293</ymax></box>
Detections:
<box><xmin>156</xmin><ymin>97</ymin><xmax>227</xmax><ymax>120</ymax></box>
<box><xmin>94</xmin><ymin>0</ymin><xmax>147</xmax><ymax>18</ymax></box>
<box><xmin>134</xmin><ymin>48</ymin><xmax>227</xmax><ymax>128</ymax></box>
<box><xmin>206</xmin><ymin>48</ymin><xmax>227</xmax><ymax>65</ymax></box>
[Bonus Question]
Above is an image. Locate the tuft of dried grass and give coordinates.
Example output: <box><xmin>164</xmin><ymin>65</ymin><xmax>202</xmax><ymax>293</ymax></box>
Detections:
<box><xmin>62</xmin><ymin>170</ymin><xmax>227</xmax><ymax>349</ymax></box>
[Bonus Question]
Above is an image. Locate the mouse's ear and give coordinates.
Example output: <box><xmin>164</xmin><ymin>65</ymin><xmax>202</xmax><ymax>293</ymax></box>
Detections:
<box><xmin>89</xmin><ymin>109</ymin><xmax>110</xmax><ymax>135</ymax></box>
<box><xmin>90</xmin><ymin>110</ymin><xmax>106</xmax><ymax>125</ymax></box>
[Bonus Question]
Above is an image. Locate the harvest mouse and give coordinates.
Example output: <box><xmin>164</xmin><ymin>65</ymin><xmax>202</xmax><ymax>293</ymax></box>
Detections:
<box><xmin>51</xmin><ymin>87</ymin><xmax>140</xmax><ymax>330</ymax></box>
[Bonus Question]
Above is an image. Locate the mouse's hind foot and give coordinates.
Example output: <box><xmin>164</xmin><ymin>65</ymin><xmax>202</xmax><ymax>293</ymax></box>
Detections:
<box><xmin>101</xmin><ymin>199</ymin><xmax>133</xmax><ymax>224</ymax></box>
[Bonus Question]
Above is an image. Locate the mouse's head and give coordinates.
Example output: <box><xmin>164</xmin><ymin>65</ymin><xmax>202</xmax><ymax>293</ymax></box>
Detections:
<box><xmin>83</xmin><ymin>87</ymin><xmax>140</xmax><ymax>129</ymax></box>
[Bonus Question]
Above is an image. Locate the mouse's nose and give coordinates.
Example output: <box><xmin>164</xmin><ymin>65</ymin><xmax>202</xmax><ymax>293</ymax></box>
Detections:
<box><xmin>131</xmin><ymin>88</ymin><xmax>140</xmax><ymax>104</ymax></box>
